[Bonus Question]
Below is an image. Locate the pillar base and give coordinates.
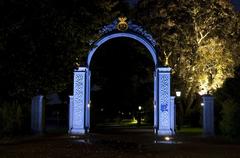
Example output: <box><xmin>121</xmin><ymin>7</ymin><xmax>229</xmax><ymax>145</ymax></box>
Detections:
<box><xmin>157</xmin><ymin>129</ymin><xmax>173</xmax><ymax>136</ymax></box>
<box><xmin>69</xmin><ymin>128</ymin><xmax>86</xmax><ymax>135</ymax></box>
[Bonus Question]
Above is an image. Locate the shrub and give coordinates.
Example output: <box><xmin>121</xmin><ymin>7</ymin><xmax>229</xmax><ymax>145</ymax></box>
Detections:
<box><xmin>0</xmin><ymin>101</ymin><xmax>30</xmax><ymax>136</ymax></box>
<box><xmin>220</xmin><ymin>99</ymin><xmax>240</xmax><ymax>139</ymax></box>
<box><xmin>214</xmin><ymin>66</ymin><xmax>240</xmax><ymax>140</ymax></box>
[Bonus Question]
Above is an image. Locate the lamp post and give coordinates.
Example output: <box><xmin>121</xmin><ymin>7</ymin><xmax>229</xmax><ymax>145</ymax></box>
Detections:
<box><xmin>175</xmin><ymin>90</ymin><xmax>182</xmax><ymax>131</ymax></box>
<box><xmin>137</xmin><ymin>106</ymin><xmax>142</xmax><ymax>127</ymax></box>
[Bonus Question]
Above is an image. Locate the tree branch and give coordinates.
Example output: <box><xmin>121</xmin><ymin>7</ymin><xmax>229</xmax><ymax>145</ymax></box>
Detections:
<box><xmin>197</xmin><ymin>31</ymin><xmax>210</xmax><ymax>45</ymax></box>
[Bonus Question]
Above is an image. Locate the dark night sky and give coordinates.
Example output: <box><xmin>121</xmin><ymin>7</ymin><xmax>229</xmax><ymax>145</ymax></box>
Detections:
<box><xmin>231</xmin><ymin>0</ymin><xmax>240</xmax><ymax>11</ymax></box>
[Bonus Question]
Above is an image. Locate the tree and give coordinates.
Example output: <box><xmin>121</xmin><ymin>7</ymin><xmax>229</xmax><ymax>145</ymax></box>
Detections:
<box><xmin>0</xmin><ymin>0</ymin><xmax>120</xmax><ymax>103</ymax></box>
<box><xmin>138</xmin><ymin>0</ymin><xmax>237</xmax><ymax>103</ymax></box>
<box><xmin>135</xmin><ymin>0</ymin><xmax>239</xmax><ymax>115</ymax></box>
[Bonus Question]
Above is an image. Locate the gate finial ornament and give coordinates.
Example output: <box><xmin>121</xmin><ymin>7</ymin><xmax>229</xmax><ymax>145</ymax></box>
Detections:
<box><xmin>163</xmin><ymin>51</ymin><xmax>172</xmax><ymax>66</ymax></box>
<box><xmin>117</xmin><ymin>17</ymin><xmax>128</xmax><ymax>31</ymax></box>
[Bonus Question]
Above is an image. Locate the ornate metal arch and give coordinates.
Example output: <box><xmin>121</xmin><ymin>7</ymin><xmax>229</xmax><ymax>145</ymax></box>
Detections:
<box><xmin>69</xmin><ymin>17</ymin><xmax>175</xmax><ymax>136</ymax></box>
<box><xmin>87</xmin><ymin>17</ymin><xmax>159</xmax><ymax>67</ymax></box>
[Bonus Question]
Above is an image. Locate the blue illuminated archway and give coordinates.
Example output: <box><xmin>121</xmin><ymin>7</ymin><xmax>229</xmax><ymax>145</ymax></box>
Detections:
<box><xmin>87</xmin><ymin>32</ymin><xmax>158</xmax><ymax>67</ymax></box>
<box><xmin>69</xmin><ymin>18</ymin><xmax>175</xmax><ymax>136</ymax></box>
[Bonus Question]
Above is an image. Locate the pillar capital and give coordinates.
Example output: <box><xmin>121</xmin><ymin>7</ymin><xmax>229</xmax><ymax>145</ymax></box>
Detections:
<box><xmin>74</xmin><ymin>67</ymin><xmax>88</xmax><ymax>72</ymax></box>
<box><xmin>157</xmin><ymin>67</ymin><xmax>171</xmax><ymax>73</ymax></box>
<box><xmin>202</xmin><ymin>95</ymin><xmax>214</xmax><ymax>100</ymax></box>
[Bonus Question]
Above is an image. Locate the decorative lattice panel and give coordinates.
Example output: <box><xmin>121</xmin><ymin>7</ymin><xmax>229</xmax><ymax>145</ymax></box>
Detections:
<box><xmin>73</xmin><ymin>68</ymin><xmax>86</xmax><ymax>130</ymax></box>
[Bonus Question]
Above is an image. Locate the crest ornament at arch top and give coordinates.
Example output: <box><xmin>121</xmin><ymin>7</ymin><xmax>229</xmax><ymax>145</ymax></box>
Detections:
<box><xmin>117</xmin><ymin>17</ymin><xmax>128</xmax><ymax>31</ymax></box>
<box><xmin>98</xmin><ymin>17</ymin><xmax>157</xmax><ymax>47</ymax></box>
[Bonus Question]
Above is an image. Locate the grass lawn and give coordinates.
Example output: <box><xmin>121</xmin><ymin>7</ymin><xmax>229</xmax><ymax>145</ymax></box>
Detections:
<box><xmin>177</xmin><ymin>127</ymin><xmax>202</xmax><ymax>134</ymax></box>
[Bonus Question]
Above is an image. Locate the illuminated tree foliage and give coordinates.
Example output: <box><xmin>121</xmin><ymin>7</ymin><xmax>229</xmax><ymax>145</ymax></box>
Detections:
<box><xmin>196</xmin><ymin>37</ymin><xmax>235</xmax><ymax>95</ymax></box>
<box><xmin>136</xmin><ymin>0</ymin><xmax>240</xmax><ymax>110</ymax></box>
<box><xmin>189</xmin><ymin>0</ymin><xmax>239</xmax><ymax>95</ymax></box>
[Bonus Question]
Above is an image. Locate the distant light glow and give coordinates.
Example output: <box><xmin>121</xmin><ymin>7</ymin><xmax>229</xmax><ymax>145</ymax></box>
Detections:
<box><xmin>176</xmin><ymin>91</ymin><xmax>181</xmax><ymax>97</ymax></box>
<box><xmin>201</xmin><ymin>103</ymin><xmax>204</xmax><ymax>106</ymax></box>
<box><xmin>164</xmin><ymin>136</ymin><xmax>170</xmax><ymax>141</ymax></box>
<box><xmin>138</xmin><ymin>106</ymin><xmax>142</xmax><ymax>110</ymax></box>
<box><xmin>131</xmin><ymin>117</ymin><xmax>138</xmax><ymax>124</ymax></box>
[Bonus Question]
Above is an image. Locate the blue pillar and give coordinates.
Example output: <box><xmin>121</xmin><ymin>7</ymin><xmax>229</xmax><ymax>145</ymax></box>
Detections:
<box><xmin>170</xmin><ymin>96</ymin><xmax>176</xmax><ymax>134</ymax></box>
<box><xmin>154</xmin><ymin>71</ymin><xmax>158</xmax><ymax>134</ymax></box>
<box><xmin>85</xmin><ymin>70</ymin><xmax>91</xmax><ymax>132</ymax></box>
<box><xmin>202</xmin><ymin>95</ymin><xmax>214</xmax><ymax>136</ymax></box>
<box><xmin>69</xmin><ymin>67</ymin><xmax>87</xmax><ymax>135</ymax></box>
<box><xmin>68</xmin><ymin>95</ymin><xmax>73</xmax><ymax>133</ymax></box>
<box><xmin>31</xmin><ymin>95</ymin><xmax>44</xmax><ymax>133</ymax></box>
<box><xmin>157</xmin><ymin>67</ymin><xmax>173</xmax><ymax>136</ymax></box>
